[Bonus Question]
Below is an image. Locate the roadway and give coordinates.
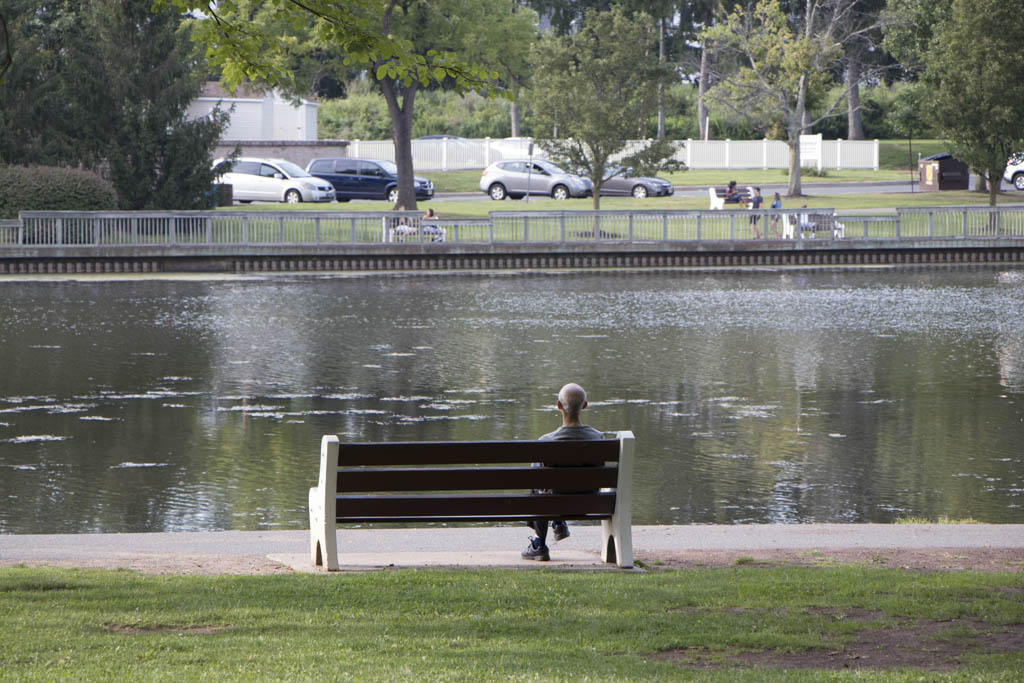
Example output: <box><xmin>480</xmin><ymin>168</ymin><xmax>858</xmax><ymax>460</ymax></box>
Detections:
<box><xmin>428</xmin><ymin>177</ymin><xmax>1011</xmax><ymax>203</ymax></box>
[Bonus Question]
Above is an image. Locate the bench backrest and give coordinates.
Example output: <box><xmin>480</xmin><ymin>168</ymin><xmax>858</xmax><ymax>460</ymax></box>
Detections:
<box><xmin>331</xmin><ymin>438</ymin><xmax>623</xmax><ymax>523</ymax></box>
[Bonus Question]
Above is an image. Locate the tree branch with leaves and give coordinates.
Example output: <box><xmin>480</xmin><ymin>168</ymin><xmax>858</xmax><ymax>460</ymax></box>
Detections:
<box><xmin>529</xmin><ymin>7</ymin><xmax>676</xmax><ymax>210</ymax></box>
<box><xmin>700</xmin><ymin>0</ymin><xmax>884</xmax><ymax>196</ymax></box>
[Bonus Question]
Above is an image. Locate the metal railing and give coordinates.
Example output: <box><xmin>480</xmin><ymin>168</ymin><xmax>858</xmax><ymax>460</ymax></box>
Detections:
<box><xmin>4</xmin><ymin>206</ymin><xmax>1023</xmax><ymax>249</ymax></box>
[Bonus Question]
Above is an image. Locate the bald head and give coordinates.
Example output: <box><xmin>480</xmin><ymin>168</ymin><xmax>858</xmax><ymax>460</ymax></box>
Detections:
<box><xmin>557</xmin><ymin>383</ymin><xmax>588</xmax><ymax>420</ymax></box>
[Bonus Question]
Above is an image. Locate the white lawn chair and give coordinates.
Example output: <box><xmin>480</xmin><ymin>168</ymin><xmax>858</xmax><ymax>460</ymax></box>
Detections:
<box><xmin>708</xmin><ymin>187</ymin><xmax>724</xmax><ymax>210</ymax></box>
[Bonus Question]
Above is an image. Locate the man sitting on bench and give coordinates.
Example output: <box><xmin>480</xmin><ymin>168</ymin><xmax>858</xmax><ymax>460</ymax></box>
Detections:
<box><xmin>522</xmin><ymin>382</ymin><xmax>604</xmax><ymax>561</ymax></box>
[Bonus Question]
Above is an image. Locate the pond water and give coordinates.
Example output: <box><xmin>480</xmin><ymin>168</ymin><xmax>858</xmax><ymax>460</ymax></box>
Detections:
<box><xmin>1</xmin><ymin>266</ymin><xmax>1022</xmax><ymax>534</ymax></box>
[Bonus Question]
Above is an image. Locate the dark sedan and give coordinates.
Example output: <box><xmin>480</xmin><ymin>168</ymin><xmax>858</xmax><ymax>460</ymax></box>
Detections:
<box><xmin>599</xmin><ymin>166</ymin><xmax>674</xmax><ymax>198</ymax></box>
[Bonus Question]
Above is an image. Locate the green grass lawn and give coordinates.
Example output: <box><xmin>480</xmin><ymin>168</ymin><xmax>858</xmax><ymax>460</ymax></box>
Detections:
<box><xmin>1</xmin><ymin>565</ymin><xmax>1021</xmax><ymax>681</ymax></box>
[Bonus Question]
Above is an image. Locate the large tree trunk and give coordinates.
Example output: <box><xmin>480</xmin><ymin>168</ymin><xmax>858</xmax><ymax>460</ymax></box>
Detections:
<box><xmin>789</xmin><ymin>75</ymin><xmax>808</xmax><ymax>196</ymax></box>
<box><xmin>787</xmin><ymin>137</ymin><xmax>803</xmax><ymax>197</ymax></box>
<box><xmin>698</xmin><ymin>44</ymin><xmax>709</xmax><ymax>140</ymax></box>
<box><xmin>510</xmin><ymin>99</ymin><xmax>521</xmax><ymax>137</ymax></box>
<box><xmin>379</xmin><ymin>78</ymin><xmax>419</xmax><ymax>210</ymax></box>
<box><xmin>988</xmin><ymin>170</ymin><xmax>999</xmax><ymax>206</ymax></box>
<box><xmin>656</xmin><ymin>16</ymin><xmax>665</xmax><ymax>139</ymax></box>
<box><xmin>846</xmin><ymin>52</ymin><xmax>864</xmax><ymax>140</ymax></box>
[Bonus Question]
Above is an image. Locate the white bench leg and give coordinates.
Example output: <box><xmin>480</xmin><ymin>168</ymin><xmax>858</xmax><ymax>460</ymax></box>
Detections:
<box><xmin>309</xmin><ymin>435</ymin><xmax>339</xmax><ymax>570</ymax></box>
<box><xmin>782</xmin><ymin>217</ymin><xmax>794</xmax><ymax>239</ymax></box>
<box><xmin>602</xmin><ymin>431</ymin><xmax>635</xmax><ymax>568</ymax></box>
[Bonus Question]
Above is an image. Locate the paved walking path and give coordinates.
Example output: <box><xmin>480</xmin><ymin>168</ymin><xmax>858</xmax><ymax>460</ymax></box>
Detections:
<box><xmin>2</xmin><ymin>524</ymin><xmax>1021</xmax><ymax>572</ymax></box>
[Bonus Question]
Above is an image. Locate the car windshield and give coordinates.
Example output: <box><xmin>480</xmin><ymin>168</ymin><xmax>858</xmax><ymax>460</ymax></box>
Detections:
<box><xmin>276</xmin><ymin>160</ymin><xmax>312</xmax><ymax>178</ymax></box>
<box><xmin>538</xmin><ymin>161</ymin><xmax>567</xmax><ymax>175</ymax></box>
<box><xmin>377</xmin><ymin>160</ymin><xmax>398</xmax><ymax>174</ymax></box>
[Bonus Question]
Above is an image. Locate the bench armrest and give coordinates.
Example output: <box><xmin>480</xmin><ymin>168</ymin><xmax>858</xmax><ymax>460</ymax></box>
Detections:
<box><xmin>601</xmin><ymin>430</ymin><xmax>634</xmax><ymax>567</ymax></box>
<box><xmin>309</xmin><ymin>435</ymin><xmax>340</xmax><ymax>570</ymax></box>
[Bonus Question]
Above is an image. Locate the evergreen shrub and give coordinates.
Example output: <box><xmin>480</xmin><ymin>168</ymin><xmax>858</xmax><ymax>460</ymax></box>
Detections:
<box><xmin>0</xmin><ymin>166</ymin><xmax>118</xmax><ymax>219</ymax></box>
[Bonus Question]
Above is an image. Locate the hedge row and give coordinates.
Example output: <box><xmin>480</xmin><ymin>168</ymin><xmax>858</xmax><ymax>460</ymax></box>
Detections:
<box><xmin>0</xmin><ymin>165</ymin><xmax>118</xmax><ymax>219</ymax></box>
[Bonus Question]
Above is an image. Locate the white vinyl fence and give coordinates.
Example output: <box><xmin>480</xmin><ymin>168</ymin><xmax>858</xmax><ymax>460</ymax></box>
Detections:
<box><xmin>347</xmin><ymin>136</ymin><xmax>879</xmax><ymax>172</ymax></box>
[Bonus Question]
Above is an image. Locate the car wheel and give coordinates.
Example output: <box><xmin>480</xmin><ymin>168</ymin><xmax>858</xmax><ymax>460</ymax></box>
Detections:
<box><xmin>285</xmin><ymin>189</ymin><xmax>301</xmax><ymax>204</ymax></box>
<box><xmin>631</xmin><ymin>185</ymin><xmax>649</xmax><ymax>199</ymax></box>
<box><xmin>488</xmin><ymin>183</ymin><xmax>508</xmax><ymax>201</ymax></box>
<box><xmin>387</xmin><ymin>187</ymin><xmax>399</xmax><ymax>203</ymax></box>
<box><xmin>1014</xmin><ymin>174</ymin><xmax>1024</xmax><ymax>191</ymax></box>
<box><xmin>551</xmin><ymin>185</ymin><xmax>569</xmax><ymax>200</ymax></box>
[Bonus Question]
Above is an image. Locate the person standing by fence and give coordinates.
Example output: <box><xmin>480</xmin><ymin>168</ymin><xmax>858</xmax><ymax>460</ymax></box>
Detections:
<box><xmin>769</xmin><ymin>192</ymin><xmax>783</xmax><ymax>238</ymax></box>
<box><xmin>748</xmin><ymin>187</ymin><xmax>764</xmax><ymax>239</ymax></box>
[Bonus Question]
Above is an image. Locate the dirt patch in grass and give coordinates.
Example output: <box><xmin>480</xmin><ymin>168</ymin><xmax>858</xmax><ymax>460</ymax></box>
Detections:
<box><xmin>1</xmin><ymin>554</ymin><xmax>294</xmax><ymax>576</ymax></box>
<box><xmin>108</xmin><ymin>624</ymin><xmax>227</xmax><ymax>635</ymax></box>
<box><xmin>651</xmin><ymin>618</ymin><xmax>1024</xmax><ymax>672</ymax></box>
<box><xmin>639</xmin><ymin>547</ymin><xmax>1024</xmax><ymax>573</ymax></box>
<box><xmin>3</xmin><ymin>547</ymin><xmax>1020</xmax><ymax>576</ymax></box>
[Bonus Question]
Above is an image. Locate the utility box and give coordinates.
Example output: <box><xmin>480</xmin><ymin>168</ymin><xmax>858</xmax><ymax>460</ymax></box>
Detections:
<box><xmin>215</xmin><ymin>184</ymin><xmax>233</xmax><ymax>206</ymax></box>
<box><xmin>918</xmin><ymin>153</ymin><xmax>970</xmax><ymax>191</ymax></box>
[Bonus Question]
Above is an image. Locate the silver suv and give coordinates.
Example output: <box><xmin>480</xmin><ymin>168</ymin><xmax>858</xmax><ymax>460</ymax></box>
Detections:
<box><xmin>479</xmin><ymin>159</ymin><xmax>592</xmax><ymax>200</ymax></box>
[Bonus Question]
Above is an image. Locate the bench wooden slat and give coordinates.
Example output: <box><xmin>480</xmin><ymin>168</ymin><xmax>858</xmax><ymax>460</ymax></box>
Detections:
<box><xmin>336</xmin><ymin>492</ymin><xmax>617</xmax><ymax>520</ymax></box>
<box><xmin>338</xmin><ymin>439</ymin><xmax>619</xmax><ymax>466</ymax></box>
<box><xmin>337</xmin><ymin>465</ymin><xmax>619</xmax><ymax>493</ymax></box>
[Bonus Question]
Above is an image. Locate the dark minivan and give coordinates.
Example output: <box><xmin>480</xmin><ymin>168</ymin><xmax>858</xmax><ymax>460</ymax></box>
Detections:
<box><xmin>306</xmin><ymin>158</ymin><xmax>434</xmax><ymax>202</ymax></box>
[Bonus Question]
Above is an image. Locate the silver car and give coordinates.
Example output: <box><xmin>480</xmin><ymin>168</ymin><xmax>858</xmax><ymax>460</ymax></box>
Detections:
<box><xmin>213</xmin><ymin>157</ymin><xmax>336</xmax><ymax>204</ymax></box>
<box><xmin>479</xmin><ymin>159</ymin><xmax>592</xmax><ymax>200</ymax></box>
<box><xmin>599</xmin><ymin>166</ymin><xmax>674</xmax><ymax>198</ymax></box>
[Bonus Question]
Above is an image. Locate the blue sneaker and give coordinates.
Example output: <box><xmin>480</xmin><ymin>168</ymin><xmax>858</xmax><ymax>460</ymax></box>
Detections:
<box><xmin>551</xmin><ymin>521</ymin><xmax>570</xmax><ymax>542</ymax></box>
<box><xmin>521</xmin><ymin>537</ymin><xmax>550</xmax><ymax>561</ymax></box>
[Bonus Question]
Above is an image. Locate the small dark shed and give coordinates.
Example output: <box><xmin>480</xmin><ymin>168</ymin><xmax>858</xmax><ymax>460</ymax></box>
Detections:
<box><xmin>918</xmin><ymin>153</ymin><xmax>970</xmax><ymax>191</ymax></box>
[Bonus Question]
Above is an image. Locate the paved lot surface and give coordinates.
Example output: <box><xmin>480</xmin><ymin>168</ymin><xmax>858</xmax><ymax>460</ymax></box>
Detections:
<box><xmin>2</xmin><ymin>524</ymin><xmax>1021</xmax><ymax>573</ymax></box>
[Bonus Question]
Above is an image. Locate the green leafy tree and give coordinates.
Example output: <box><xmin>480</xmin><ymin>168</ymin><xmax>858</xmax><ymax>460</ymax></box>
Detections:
<box><xmin>839</xmin><ymin>0</ymin><xmax>889</xmax><ymax>140</ymax></box>
<box><xmin>458</xmin><ymin>1</ymin><xmax>537</xmax><ymax>137</ymax></box>
<box><xmin>0</xmin><ymin>2</ymin><xmax>98</xmax><ymax>167</ymax></box>
<box><xmin>86</xmin><ymin>1</ymin><xmax>229</xmax><ymax>209</ymax></box>
<box><xmin>881</xmin><ymin>0</ymin><xmax>950</xmax><ymax>76</ymax></box>
<box><xmin>0</xmin><ymin>1</ymin><xmax>226</xmax><ymax>208</ymax></box>
<box><xmin>530</xmin><ymin>7</ymin><xmax>676</xmax><ymax>210</ymax></box>
<box><xmin>0</xmin><ymin>9</ymin><xmax>11</xmax><ymax>82</ymax></box>
<box><xmin>701</xmin><ymin>0</ymin><xmax>880</xmax><ymax>197</ymax></box>
<box><xmin>921</xmin><ymin>0</ymin><xmax>1024</xmax><ymax>205</ymax></box>
<box><xmin>161</xmin><ymin>0</ymin><xmax>504</xmax><ymax>209</ymax></box>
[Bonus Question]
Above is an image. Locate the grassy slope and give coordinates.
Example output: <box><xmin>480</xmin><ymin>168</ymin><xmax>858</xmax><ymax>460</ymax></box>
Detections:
<box><xmin>1</xmin><ymin>565</ymin><xmax>1020</xmax><ymax>681</ymax></box>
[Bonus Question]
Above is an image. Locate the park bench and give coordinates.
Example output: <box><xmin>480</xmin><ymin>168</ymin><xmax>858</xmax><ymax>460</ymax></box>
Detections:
<box><xmin>382</xmin><ymin>216</ymin><xmax>447</xmax><ymax>243</ymax></box>
<box><xmin>309</xmin><ymin>432</ymin><xmax>635</xmax><ymax>570</ymax></box>
<box><xmin>708</xmin><ymin>186</ymin><xmax>753</xmax><ymax>210</ymax></box>
<box><xmin>794</xmin><ymin>212</ymin><xmax>845</xmax><ymax>239</ymax></box>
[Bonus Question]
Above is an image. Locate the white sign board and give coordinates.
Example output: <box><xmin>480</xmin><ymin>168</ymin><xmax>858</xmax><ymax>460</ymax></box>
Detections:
<box><xmin>799</xmin><ymin>134</ymin><xmax>823</xmax><ymax>172</ymax></box>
